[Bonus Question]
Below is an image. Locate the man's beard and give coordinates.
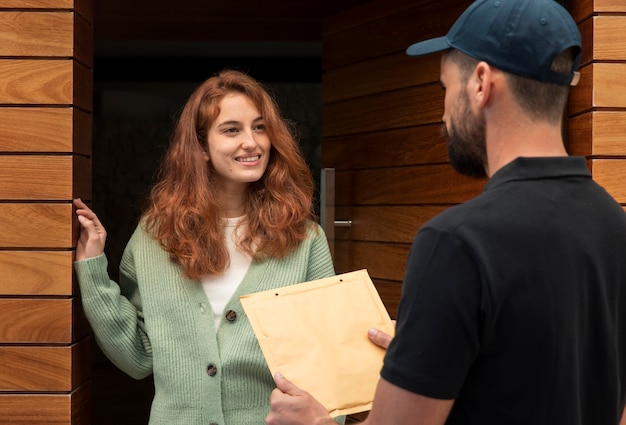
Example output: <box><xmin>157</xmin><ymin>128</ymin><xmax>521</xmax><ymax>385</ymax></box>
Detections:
<box><xmin>442</xmin><ymin>91</ymin><xmax>488</xmax><ymax>179</ymax></box>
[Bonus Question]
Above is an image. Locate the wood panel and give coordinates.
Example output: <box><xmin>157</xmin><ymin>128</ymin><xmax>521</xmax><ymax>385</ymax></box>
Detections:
<box><xmin>322</xmin><ymin>0</ymin><xmax>470</xmax><ymax>70</ymax></box>
<box><xmin>0</xmin><ymin>60</ymin><xmax>92</xmax><ymax>110</ymax></box>
<box><xmin>322</xmin><ymin>52</ymin><xmax>440</xmax><ymax>103</ymax></box>
<box><xmin>0</xmin><ymin>251</ymin><xmax>74</xmax><ymax>295</ymax></box>
<box><xmin>0</xmin><ymin>156</ymin><xmax>72</xmax><ymax>199</ymax></box>
<box><xmin>0</xmin><ymin>12</ymin><xmax>74</xmax><ymax>57</ymax></box>
<box><xmin>322</xmin><ymin>124</ymin><xmax>448</xmax><ymax>169</ymax></box>
<box><xmin>0</xmin><ymin>108</ymin><xmax>74</xmax><ymax>152</ymax></box>
<box><xmin>0</xmin><ymin>382</ymin><xmax>90</xmax><ymax>425</ymax></box>
<box><xmin>372</xmin><ymin>280</ymin><xmax>402</xmax><ymax>319</ymax></box>
<box><xmin>323</xmin><ymin>84</ymin><xmax>443</xmax><ymax>137</ymax></box>
<box><xmin>334</xmin><ymin>241</ymin><xmax>409</xmax><ymax>282</ymax></box>
<box><xmin>0</xmin><ymin>339</ymin><xmax>90</xmax><ymax>391</ymax></box>
<box><xmin>335</xmin><ymin>166</ymin><xmax>485</xmax><ymax>205</ymax></box>
<box><xmin>569</xmin><ymin>0</ymin><xmax>626</xmax><ymax>22</ymax></box>
<box><xmin>0</xmin><ymin>156</ymin><xmax>90</xmax><ymax>200</ymax></box>
<box><xmin>334</xmin><ymin>206</ymin><xmax>446</xmax><ymax>243</ymax></box>
<box><xmin>0</xmin><ymin>0</ymin><xmax>79</xmax><ymax>7</ymax></box>
<box><xmin>592</xmin><ymin>159</ymin><xmax>626</xmax><ymax>203</ymax></box>
<box><xmin>0</xmin><ymin>203</ymin><xmax>73</xmax><ymax>247</ymax></box>
<box><xmin>0</xmin><ymin>299</ymin><xmax>75</xmax><ymax>343</ymax></box>
<box><xmin>569</xmin><ymin>111</ymin><xmax>626</xmax><ymax>157</ymax></box>
<box><xmin>570</xmin><ymin>63</ymin><xmax>626</xmax><ymax>114</ymax></box>
<box><xmin>593</xmin><ymin>16</ymin><xmax>626</xmax><ymax>60</ymax></box>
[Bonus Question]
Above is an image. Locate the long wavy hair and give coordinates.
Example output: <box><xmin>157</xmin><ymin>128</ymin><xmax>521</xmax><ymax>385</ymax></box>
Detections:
<box><xmin>141</xmin><ymin>69</ymin><xmax>317</xmax><ymax>280</ymax></box>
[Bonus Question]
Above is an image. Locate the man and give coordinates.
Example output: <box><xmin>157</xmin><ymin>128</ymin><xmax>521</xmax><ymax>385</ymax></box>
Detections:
<box><xmin>266</xmin><ymin>0</ymin><xmax>626</xmax><ymax>424</ymax></box>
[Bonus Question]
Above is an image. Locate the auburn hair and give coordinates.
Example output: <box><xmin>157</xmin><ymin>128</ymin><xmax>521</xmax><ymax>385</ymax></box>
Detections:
<box><xmin>141</xmin><ymin>69</ymin><xmax>317</xmax><ymax>280</ymax></box>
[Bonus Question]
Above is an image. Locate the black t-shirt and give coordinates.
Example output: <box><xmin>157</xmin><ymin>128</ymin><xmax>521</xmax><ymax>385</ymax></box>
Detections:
<box><xmin>381</xmin><ymin>156</ymin><xmax>626</xmax><ymax>424</ymax></box>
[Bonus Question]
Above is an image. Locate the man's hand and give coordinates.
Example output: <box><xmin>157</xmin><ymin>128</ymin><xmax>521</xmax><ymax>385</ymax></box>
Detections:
<box><xmin>368</xmin><ymin>320</ymin><xmax>395</xmax><ymax>349</ymax></box>
<box><xmin>266</xmin><ymin>373</ymin><xmax>336</xmax><ymax>425</ymax></box>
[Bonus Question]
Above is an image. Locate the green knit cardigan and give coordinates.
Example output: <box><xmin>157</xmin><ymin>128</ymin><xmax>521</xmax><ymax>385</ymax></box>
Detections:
<box><xmin>74</xmin><ymin>220</ymin><xmax>345</xmax><ymax>425</ymax></box>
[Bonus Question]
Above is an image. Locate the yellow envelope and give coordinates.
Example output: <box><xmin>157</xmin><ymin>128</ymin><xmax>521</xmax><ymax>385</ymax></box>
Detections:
<box><xmin>240</xmin><ymin>269</ymin><xmax>395</xmax><ymax>417</ymax></box>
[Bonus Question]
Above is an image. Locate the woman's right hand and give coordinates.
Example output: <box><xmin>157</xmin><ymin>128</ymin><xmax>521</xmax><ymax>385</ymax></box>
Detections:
<box><xmin>73</xmin><ymin>198</ymin><xmax>107</xmax><ymax>261</ymax></box>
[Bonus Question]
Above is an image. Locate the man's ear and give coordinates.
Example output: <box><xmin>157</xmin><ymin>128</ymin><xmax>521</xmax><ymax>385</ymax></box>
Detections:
<box><xmin>473</xmin><ymin>61</ymin><xmax>492</xmax><ymax>109</ymax></box>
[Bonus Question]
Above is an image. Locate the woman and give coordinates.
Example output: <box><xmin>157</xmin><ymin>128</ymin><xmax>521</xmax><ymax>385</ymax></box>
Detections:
<box><xmin>74</xmin><ymin>69</ymin><xmax>343</xmax><ymax>425</ymax></box>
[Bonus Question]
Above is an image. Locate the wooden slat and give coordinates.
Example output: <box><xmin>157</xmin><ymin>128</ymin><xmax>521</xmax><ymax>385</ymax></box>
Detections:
<box><xmin>74</xmin><ymin>11</ymin><xmax>93</xmax><ymax>68</ymax></box>
<box><xmin>0</xmin><ymin>108</ymin><xmax>73</xmax><ymax>152</ymax></box>
<box><xmin>0</xmin><ymin>59</ymin><xmax>73</xmax><ymax>104</ymax></box>
<box><xmin>73</xmin><ymin>60</ymin><xmax>93</xmax><ymax>112</ymax></box>
<box><xmin>578</xmin><ymin>16</ymin><xmax>593</xmax><ymax>67</ymax></box>
<box><xmin>569</xmin><ymin>63</ymin><xmax>592</xmax><ymax>116</ymax></box>
<box><xmin>0</xmin><ymin>12</ymin><xmax>73</xmax><ymax>57</ymax></box>
<box><xmin>571</xmin><ymin>63</ymin><xmax>626</xmax><ymax>114</ymax></box>
<box><xmin>322</xmin><ymin>124</ymin><xmax>447</xmax><ymax>169</ymax></box>
<box><xmin>322</xmin><ymin>84</ymin><xmax>443</xmax><ymax>137</ymax></box>
<box><xmin>372</xmin><ymin>279</ymin><xmax>401</xmax><ymax>319</ymax></box>
<box><xmin>0</xmin><ymin>203</ymin><xmax>72</xmax><ymax>248</ymax></box>
<box><xmin>0</xmin><ymin>0</ymin><xmax>77</xmax><ymax>7</ymax></box>
<box><xmin>0</xmin><ymin>299</ymin><xmax>72</xmax><ymax>343</ymax></box>
<box><xmin>592</xmin><ymin>63</ymin><xmax>626</xmax><ymax>108</ymax></box>
<box><xmin>73</xmin><ymin>108</ymin><xmax>92</xmax><ymax>156</ymax></box>
<box><xmin>335</xmin><ymin>165</ymin><xmax>485</xmax><ymax>205</ymax></box>
<box><xmin>569</xmin><ymin>111</ymin><xmax>626</xmax><ymax>157</ymax></box>
<box><xmin>323</xmin><ymin>0</ymin><xmax>415</xmax><ymax>38</ymax></box>
<box><xmin>591</xmin><ymin>159</ymin><xmax>626</xmax><ymax>203</ymax></box>
<box><xmin>0</xmin><ymin>156</ymin><xmax>73</xmax><ymax>200</ymax></box>
<box><xmin>594</xmin><ymin>16</ymin><xmax>626</xmax><ymax>61</ymax></box>
<box><xmin>334</xmin><ymin>241</ymin><xmax>408</xmax><ymax>281</ymax></box>
<box><xmin>322</xmin><ymin>0</ymin><xmax>470</xmax><ymax>70</ymax></box>
<box><xmin>334</xmin><ymin>206</ymin><xmax>447</xmax><ymax>243</ymax></box>
<box><xmin>0</xmin><ymin>382</ymin><xmax>91</xmax><ymax>425</ymax></box>
<box><xmin>0</xmin><ymin>251</ymin><xmax>74</xmax><ymax>296</ymax></box>
<box><xmin>322</xmin><ymin>51</ymin><xmax>440</xmax><ymax>103</ymax></box>
<box><xmin>571</xmin><ymin>0</ymin><xmax>626</xmax><ymax>23</ymax></box>
<box><xmin>0</xmin><ymin>339</ymin><xmax>90</xmax><ymax>391</ymax></box>
<box><xmin>73</xmin><ymin>154</ymin><xmax>92</xmax><ymax>199</ymax></box>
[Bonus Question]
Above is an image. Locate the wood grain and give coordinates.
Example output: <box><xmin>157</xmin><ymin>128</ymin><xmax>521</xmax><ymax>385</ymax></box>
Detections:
<box><xmin>334</xmin><ymin>205</ymin><xmax>447</xmax><ymax>243</ymax></box>
<box><xmin>0</xmin><ymin>251</ymin><xmax>74</xmax><ymax>295</ymax></box>
<box><xmin>591</xmin><ymin>159</ymin><xmax>626</xmax><ymax>203</ymax></box>
<box><xmin>323</xmin><ymin>84</ymin><xmax>443</xmax><ymax>137</ymax></box>
<box><xmin>0</xmin><ymin>339</ymin><xmax>90</xmax><ymax>391</ymax></box>
<box><xmin>569</xmin><ymin>111</ymin><xmax>626</xmax><ymax>157</ymax></box>
<box><xmin>0</xmin><ymin>12</ymin><xmax>73</xmax><ymax>57</ymax></box>
<box><xmin>322</xmin><ymin>124</ymin><xmax>448</xmax><ymax>169</ymax></box>
<box><xmin>0</xmin><ymin>156</ymin><xmax>73</xmax><ymax>200</ymax></box>
<box><xmin>0</xmin><ymin>203</ymin><xmax>73</xmax><ymax>248</ymax></box>
<box><xmin>335</xmin><ymin>165</ymin><xmax>485</xmax><ymax>205</ymax></box>
<box><xmin>334</xmin><ymin>241</ymin><xmax>409</xmax><ymax>282</ymax></box>
<box><xmin>0</xmin><ymin>59</ymin><xmax>73</xmax><ymax>104</ymax></box>
<box><xmin>322</xmin><ymin>51</ymin><xmax>440</xmax><ymax>103</ymax></box>
<box><xmin>322</xmin><ymin>0</ymin><xmax>470</xmax><ymax>70</ymax></box>
<box><xmin>0</xmin><ymin>382</ymin><xmax>90</xmax><ymax>425</ymax></box>
<box><xmin>0</xmin><ymin>299</ymin><xmax>73</xmax><ymax>343</ymax></box>
<box><xmin>0</xmin><ymin>108</ymin><xmax>73</xmax><ymax>152</ymax></box>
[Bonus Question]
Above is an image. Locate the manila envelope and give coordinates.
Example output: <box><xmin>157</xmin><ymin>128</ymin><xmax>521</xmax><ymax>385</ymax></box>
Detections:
<box><xmin>240</xmin><ymin>269</ymin><xmax>395</xmax><ymax>417</ymax></box>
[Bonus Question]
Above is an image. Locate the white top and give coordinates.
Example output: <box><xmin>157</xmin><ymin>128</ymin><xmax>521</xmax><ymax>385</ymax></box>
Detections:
<box><xmin>200</xmin><ymin>216</ymin><xmax>252</xmax><ymax>328</ymax></box>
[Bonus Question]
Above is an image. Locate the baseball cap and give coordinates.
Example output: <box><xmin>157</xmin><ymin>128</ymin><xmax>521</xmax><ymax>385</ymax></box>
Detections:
<box><xmin>406</xmin><ymin>0</ymin><xmax>582</xmax><ymax>86</ymax></box>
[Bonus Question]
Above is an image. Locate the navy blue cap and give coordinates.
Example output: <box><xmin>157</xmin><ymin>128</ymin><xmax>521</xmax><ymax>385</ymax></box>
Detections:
<box><xmin>406</xmin><ymin>0</ymin><xmax>582</xmax><ymax>86</ymax></box>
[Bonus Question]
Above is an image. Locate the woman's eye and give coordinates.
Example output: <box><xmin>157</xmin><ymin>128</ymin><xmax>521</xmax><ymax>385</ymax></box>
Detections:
<box><xmin>253</xmin><ymin>124</ymin><xmax>266</xmax><ymax>131</ymax></box>
<box><xmin>223</xmin><ymin>127</ymin><xmax>239</xmax><ymax>134</ymax></box>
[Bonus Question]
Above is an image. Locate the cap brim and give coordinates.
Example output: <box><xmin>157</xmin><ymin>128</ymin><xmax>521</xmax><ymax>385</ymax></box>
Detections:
<box><xmin>406</xmin><ymin>36</ymin><xmax>450</xmax><ymax>56</ymax></box>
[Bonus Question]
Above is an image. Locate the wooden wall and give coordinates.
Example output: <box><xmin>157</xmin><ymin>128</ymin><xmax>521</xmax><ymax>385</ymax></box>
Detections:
<box><xmin>0</xmin><ymin>1</ymin><xmax>93</xmax><ymax>424</ymax></box>
<box><xmin>568</xmin><ymin>0</ymin><xmax>626</xmax><ymax>203</ymax></box>
<box><xmin>322</xmin><ymin>0</ymin><xmax>479</xmax><ymax>324</ymax></box>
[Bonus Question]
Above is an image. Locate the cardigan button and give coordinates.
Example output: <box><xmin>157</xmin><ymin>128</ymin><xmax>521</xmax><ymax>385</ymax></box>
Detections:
<box><xmin>207</xmin><ymin>364</ymin><xmax>218</xmax><ymax>376</ymax></box>
<box><xmin>224</xmin><ymin>309</ymin><xmax>237</xmax><ymax>322</ymax></box>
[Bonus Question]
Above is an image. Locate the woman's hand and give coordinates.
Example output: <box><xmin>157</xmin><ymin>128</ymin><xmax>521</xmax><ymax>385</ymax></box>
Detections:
<box><xmin>74</xmin><ymin>198</ymin><xmax>107</xmax><ymax>261</ymax></box>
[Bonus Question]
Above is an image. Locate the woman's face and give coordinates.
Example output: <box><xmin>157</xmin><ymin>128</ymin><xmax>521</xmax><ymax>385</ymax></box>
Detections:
<box><xmin>206</xmin><ymin>93</ymin><xmax>271</xmax><ymax>190</ymax></box>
